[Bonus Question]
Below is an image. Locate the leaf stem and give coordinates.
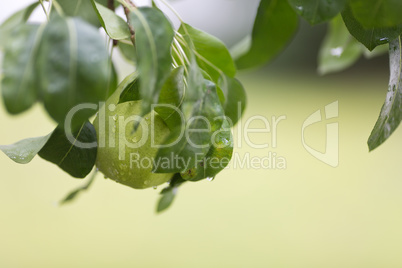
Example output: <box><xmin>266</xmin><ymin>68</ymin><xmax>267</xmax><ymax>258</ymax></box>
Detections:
<box><xmin>173</xmin><ymin>37</ymin><xmax>190</xmax><ymax>65</ymax></box>
<box><xmin>171</xmin><ymin>43</ymin><xmax>188</xmax><ymax>75</ymax></box>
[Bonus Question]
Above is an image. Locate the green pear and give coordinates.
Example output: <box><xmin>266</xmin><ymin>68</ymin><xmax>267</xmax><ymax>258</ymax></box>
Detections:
<box><xmin>93</xmin><ymin>76</ymin><xmax>173</xmax><ymax>189</ymax></box>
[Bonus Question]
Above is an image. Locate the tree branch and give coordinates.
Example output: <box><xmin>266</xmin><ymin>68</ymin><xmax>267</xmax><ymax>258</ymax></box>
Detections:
<box><xmin>107</xmin><ymin>0</ymin><xmax>115</xmax><ymax>10</ymax></box>
<box><xmin>123</xmin><ymin>0</ymin><xmax>137</xmax><ymax>45</ymax></box>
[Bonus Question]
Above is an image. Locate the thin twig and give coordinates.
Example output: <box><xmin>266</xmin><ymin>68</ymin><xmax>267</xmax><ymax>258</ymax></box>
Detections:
<box><xmin>123</xmin><ymin>5</ymin><xmax>136</xmax><ymax>45</ymax></box>
<box><xmin>107</xmin><ymin>0</ymin><xmax>115</xmax><ymax>10</ymax></box>
<box><xmin>120</xmin><ymin>0</ymin><xmax>137</xmax><ymax>44</ymax></box>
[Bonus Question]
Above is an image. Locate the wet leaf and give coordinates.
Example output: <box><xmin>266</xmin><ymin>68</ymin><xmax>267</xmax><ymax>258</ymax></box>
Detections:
<box><xmin>155</xmin><ymin>67</ymin><xmax>185</xmax><ymax>130</ymax></box>
<box><xmin>37</xmin><ymin>16</ymin><xmax>115</xmax><ymax>125</ymax></box>
<box><xmin>1</xmin><ymin>24</ymin><xmax>43</xmax><ymax>114</ymax></box>
<box><xmin>368</xmin><ymin>37</ymin><xmax>402</xmax><ymax>151</ymax></box>
<box><xmin>38</xmin><ymin>121</ymin><xmax>97</xmax><ymax>178</ymax></box>
<box><xmin>181</xmin><ymin>119</ymin><xmax>233</xmax><ymax>181</ymax></box>
<box><xmin>318</xmin><ymin>15</ymin><xmax>363</xmax><ymax>75</ymax></box>
<box><xmin>218</xmin><ymin>75</ymin><xmax>247</xmax><ymax>126</ymax></box>
<box><xmin>342</xmin><ymin>5</ymin><xmax>402</xmax><ymax>51</ymax></box>
<box><xmin>129</xmin><ymin>7</ymin><xmax>174</xmax><ymax>118</ymax></box>
<box><xmin>288</xmin><ymin>0</ymin><xmax>346</xmax><ymax>25</ymax></box>
<box><xmin>153</xmin><ymin>80</ymin><xmax>225</xmax><ymax>173</ymax></box>
<box><xmin>0</xmin><ymin>133</ymin><xmax>52</xmax><ymax>164</ymax></box>
<box><xmin>349</xmin><ymin>0</ymin><xmax>402</xmax><ymax>29</ymax></box>
<box><xmin>236</xmin><ymin>0</ymin><xmax>298</xmax><ymax>69</ymax></box>
<box><xmin>178</xmin><ymin>23</ymin><xmax>236</xmax><ymax>82</ymax></box>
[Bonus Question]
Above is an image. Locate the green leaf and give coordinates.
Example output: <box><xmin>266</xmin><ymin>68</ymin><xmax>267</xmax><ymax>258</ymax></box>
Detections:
<box><xmin>118</xmin><ymin>72</ymin><xmax>141</xmax><ymax>104</ymax></box>
<box><xmin>38</xmin><ymin>121</ymin><xmax>98</xmax><ymax>178</ymax></box>
<box><xmin>153</xmin><ymin>80</ymin><xmax>225</xmax><ymax>173</ymax></box>
<box><xmin>37</xmin><ymin>16</ymin><xmax>115</xmax><ymax>125</ymax></box>
<box><xmin>318</xmin><ymin>15</ymin><xmax>363</xmax><ymax>75</ymax></box>
<box><xmin>106</xmin><ymin>63</ymin><xmax>118</xmax><ymax>98</ymax></box>
<box><xmin>287</xmin><ymin>0</ymin><xmax>346</xmax><ymax>25</ymax></box>
<box><xmin>218</xmin><ymin>75</ymin><xmax>247</xmax><ymax>126</ymax></box>
<box><xmin>118</xmin><ymin>80</ymin><xmax>140</xmax><ymax>103</ymax></box>
<box><xmin>60</xmin><ymin>169</ymin><xmax>97</xmax><ymax>205</ymax></box>
<box><xmin>154</xmin><ymin>67</ymin><xmax>185</xmax><ymax>130</ymax></box>
<box><xmin>216</xmin><ymin>85</ymin><xmax>226</xmax><ymax>106</ymax></box>
<box><xmin>236</xmin><ymin>0</ymin><xmax>298</xmax><ymax>69</ymax></box>
<box><xmin>56</xmin><ymin>0</ymin><xmax>108</xmax><ymax>26</ymax></box>
<box><xmin>118</xmin><ymin>41</ymin><xmax>136</xmax><ymax>63</ymax></box>
<box><xmin>1</xmin><ymin>24</ymin><xmax>43</xmax><ymax>114</ymax></box>
<box><xmin>157</xmin><ymin>188</ymin><xmax>176</xmax><ymax>213</ymax></box>
<box><xmin>349</xmin><ymin>0</ymin><xmax>402</xmax><ymax>29</ymax></box>
<box><xmin>0</xmin><ymin>133</ymin><xmax>52</xmax><ymax>164</ymax></box>
<box><xmin>129</xmin><ymin>7</ymin><xmax>174</xmax><ymax>118</ymax></box>
<box><xmin>156</xmin><ymin>174</ymin><xmax>186</xmax><ymax>213</ymax></box>
<box><xmin>342</xmin><ymin>5</ymin><xmax>402</xmax><ymax>51</ymax></box>
<box><xmin>91</xmin><ymin>0</ymin><xmax>131</xmax><ymax>40</ymax></box>
<box><xmin>178</xmin><ymin>23</ymin><xmax>236</xmax><ymax>83</ymax></box>
<box><xmin>368</xmin><ymin>37</ymin><xmax>402</xmax><ymax>151</ymax></box>
<box><xmin>185</xmin><ymin>53</ymin><xmax>206</xmax><ymax>102</ymax></box>
<box><xmin>0</xmin><ymin>1</ymin><xmax>39</xmax><ymax>48</ymax></box>
<box><xmin>181</xmin><ymin>119</ymin><xmax>233</xmax><ymax>181</ymax></box>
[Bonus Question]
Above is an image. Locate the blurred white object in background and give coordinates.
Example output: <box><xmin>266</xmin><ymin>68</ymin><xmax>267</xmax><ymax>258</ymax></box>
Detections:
<box><xmin>159</xmin><ymin>0</ymin><xmax>259</xmax><ymax>47</ymax></box>
<box><xmin>0</xmin><ymin>0</ymin><xmax>259</xmax><ymax>48</ymax></box>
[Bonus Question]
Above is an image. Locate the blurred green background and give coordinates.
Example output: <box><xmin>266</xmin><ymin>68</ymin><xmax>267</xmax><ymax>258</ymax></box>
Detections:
<box><xmin>1</xmin><ymin>2</ymin><xmax>402</xmax><ymax>268</ymax></box>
